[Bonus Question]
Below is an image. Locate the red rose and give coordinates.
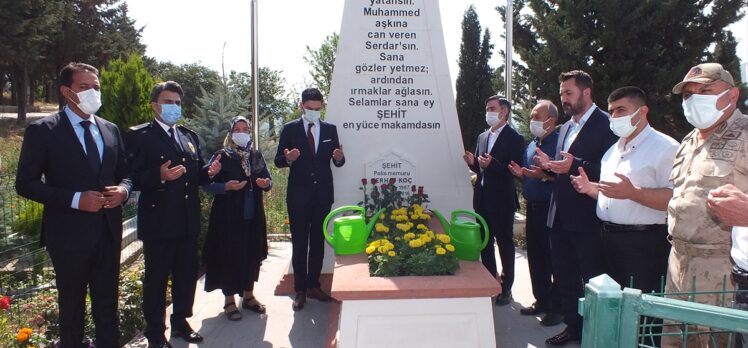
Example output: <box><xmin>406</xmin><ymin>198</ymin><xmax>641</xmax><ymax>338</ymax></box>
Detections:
<box><xmin>418</xmin><ymin>186</ymin><xmax>424</xmax><ymax>194</ymax></box>
<box><xmin>361</xmin><ymin>178</ymin><xmax>367</xmax><ymax>185</ymax></box>
<box><xmin>381</xmin><ymin>184</ymin><xmax>388</xmax><ymax>190</ymax></box>
<box><xmin>371</xmin><ymin>178</ymin><xmax>377</xmax><ymax>185</ymax></box>
<box><xmin>0</xmin><ymin>296</ymin><xmax>11</xmax><ymax>310</ymax></box>
<box><xmin>389</xmin><ymin>178</ymin><xmax>396</xmax><ymax>184</ymax></box>
<box><xmin>411</xmin><ymin>185</ymin><xmax>416</xmax><ymax>192</ymax></box>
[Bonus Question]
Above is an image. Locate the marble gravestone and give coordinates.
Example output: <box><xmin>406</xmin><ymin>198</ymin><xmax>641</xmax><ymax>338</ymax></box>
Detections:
<box><xmin>326</xmin><ymin>0</ymin><xmax>473</xmax><ymax>215</ymax></box>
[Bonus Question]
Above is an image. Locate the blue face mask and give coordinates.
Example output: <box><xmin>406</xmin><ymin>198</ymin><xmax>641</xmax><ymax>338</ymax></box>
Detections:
<box><xmin>160</xmin><ymin>104</ymin><xmax>182</xmax><ymax>125</ymax></box>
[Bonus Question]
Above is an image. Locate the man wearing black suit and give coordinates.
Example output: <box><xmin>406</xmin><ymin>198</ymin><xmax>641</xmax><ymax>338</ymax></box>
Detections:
<box><xmin>463</xmin><ymin>96</ymin><xmax>525</xmax><ymax>306</ymax></box>
<box><xmin>534</xmin><ymin>70</ymin><xmax>618</xmax><ymax>345</ymax></box>
<box><xmin>274</xmin><ymin>88</ymin><xmax>345</xmax><ymax>311</ymax></box>
<box><xmin>16</xmin><ymin>62</ymin><xmax>131</xmax><ymax>348</ymax></box>
<box><xmin>126</xmin><ymin>81</ymin><xmax>221</xmax><ymax>348</ymax></box>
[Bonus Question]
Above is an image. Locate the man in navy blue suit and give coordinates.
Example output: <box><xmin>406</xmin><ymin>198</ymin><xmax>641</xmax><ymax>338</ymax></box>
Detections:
<box><xmin>534</xmin><ymin>70</ymin><xmax>618</xmax><ymax>346</ymax></box>
<box><xmin>16</xmin><ymin>62</ymin><xmax>131</xmax><ymax>348</ymax></box>
<box><xmin>275</xmin><ymin>87</ymin><xmax>345</xmax><ymax>311</ymax></box>
<box><xmin>463</xmin><ymin>96</ymin><xmax>525</xmax><ymax>306</ymax></box>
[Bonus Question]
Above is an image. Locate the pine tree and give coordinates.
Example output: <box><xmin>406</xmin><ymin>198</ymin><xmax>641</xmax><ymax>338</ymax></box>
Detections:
<box><xmin>712</xmin><ymin>31</ymin><xmax>748</xmax><ymax>110</ymax></box>
<box><xmin>504</xmin><ymin>0</ymin><xmax>745</xmax><ymax>140</ymax></box>
<box><xmin>455</xmin><ymin>5</ymin><xmax>496</xmax><ymax>151</ymax></box>
<box><xmin>188</xmin><ymin>74</ymin><xmax>248</xmax><ymax>159</ymax></box>
<box><xmin>99</xmin><ymin>53</ymin><xmax>154</xmax><ymax>130</ymax></box>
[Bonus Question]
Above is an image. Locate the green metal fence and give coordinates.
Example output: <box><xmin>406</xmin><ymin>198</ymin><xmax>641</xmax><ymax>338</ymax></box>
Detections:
<box><xmin>580</xmin><ymin>274</ymin><xmax>748</xmax><ymax>348</ymax></box>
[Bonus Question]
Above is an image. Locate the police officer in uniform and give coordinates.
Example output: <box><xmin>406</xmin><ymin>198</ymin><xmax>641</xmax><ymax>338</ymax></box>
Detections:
<box><xmin>126</xmin><ymin>81</ymin><xmax>221</xmax><ymax>348</ymax></box>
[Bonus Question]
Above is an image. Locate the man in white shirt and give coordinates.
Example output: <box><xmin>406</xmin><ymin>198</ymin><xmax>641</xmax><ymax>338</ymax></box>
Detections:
<box><xmin>571</xmin><ymin>86</ymin><xmax>679</xmax><ymax>294</ymax></box>
<box><xmin>707</xmin><ymin>183</ymin><xmax>748</xmax><ymax>348</ymax></box>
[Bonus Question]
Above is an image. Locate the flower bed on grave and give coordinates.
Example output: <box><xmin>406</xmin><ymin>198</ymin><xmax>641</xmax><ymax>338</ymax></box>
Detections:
<box><xmin>359</xmin><ymin>178</ymin><xmax>459</xmax><ymax>277</ymax></box>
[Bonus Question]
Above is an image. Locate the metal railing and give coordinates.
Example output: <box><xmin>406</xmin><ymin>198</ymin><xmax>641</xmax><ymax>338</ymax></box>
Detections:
<box><xmin>580</xmin><ymin>274</ymin><xmax>748</xmax><ymax>348</ymax></box>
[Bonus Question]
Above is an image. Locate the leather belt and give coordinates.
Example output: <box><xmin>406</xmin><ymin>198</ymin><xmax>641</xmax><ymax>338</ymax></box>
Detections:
<box><xmin>601</xmin><ymin>222</ymin><xmax>667</xmax><ymax>232</ymax></box>
<box><xmin>733</xmin><ymin>266</ymin><xmax>748</xmax><ymax>287</ymax></box>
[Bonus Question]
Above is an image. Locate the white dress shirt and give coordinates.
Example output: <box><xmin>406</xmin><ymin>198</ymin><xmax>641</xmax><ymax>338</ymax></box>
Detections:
<box><xmin>66</xmin><ymin>107</ymin><xmax>104</xmax><ymax>209</ymax></box>
<box><xmin>486</xmin><ymin>123</ymin><xmax>506</xmax><ymax>154</ymax></box>
<box><xmin>563</xmin><ymin>104</ymin><xmax>597</xmax><ymax>152</ymax></box>
<box><xmin>734</xmin><ymin>226</ymin><xmax>748</xmax><ymax>270</ymax></box>
<box><xmin>596</xmin><ymin>125</ymin><xmax>679</xmax><ymax>224</ymax></box>
<box><xmin>302</xmin><ymin>117</ymin><xmax>320</xmax><ymax>152</ymax></box>
<box><xmin>481</xmin><ymin>123</ymin><xmax>506</xmax><ymax>186</ymax></box>
<box><xmin>155</xmin><ymin>118</ymin><xmax>183</xmax><ymax>151</ymax></box>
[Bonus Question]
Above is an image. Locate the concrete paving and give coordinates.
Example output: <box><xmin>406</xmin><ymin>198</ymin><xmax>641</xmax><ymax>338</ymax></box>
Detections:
<box><xmin>125</xmin><ymin>242</ymin><xmax>580</xmax><ymax>348</ymax></box>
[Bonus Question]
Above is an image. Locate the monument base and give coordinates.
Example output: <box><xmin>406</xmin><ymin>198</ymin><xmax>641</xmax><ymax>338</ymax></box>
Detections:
<box><xmin>331</xmin><ymin>253</ymin><xmax>500</xmax><ymax>348</ymax></box>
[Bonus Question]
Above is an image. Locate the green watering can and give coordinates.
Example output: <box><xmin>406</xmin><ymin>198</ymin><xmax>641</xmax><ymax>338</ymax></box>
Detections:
<box><xmin>323</xmin><ymin>206</ymin><xmax>386</xmax><ymax>255</ymax></box>
<box><xmin>432</xmin><ymin>209</ymin><xmax>489</xmax><ymax>261</ymax></box>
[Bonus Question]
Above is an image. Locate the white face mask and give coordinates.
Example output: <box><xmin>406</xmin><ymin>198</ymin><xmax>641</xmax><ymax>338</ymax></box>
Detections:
<box><xmin>303</xmin><ymin>109</ymin><xmax>321</xmax><ymax>123</ymax></box>
<box><xmin>485</xmin><ymin>112</ymin><xmax>500</xmax><ymax>127</ymax></box>
<box><xmin>231</xmin><ymin>132</ymin><xmax>252</xmax><ymax>148</ymax></box>
<box><xmin>70</xmin><ymin>88</ymin><xmax>102</xmax><ymax>115</ymax></box>
<box><xmin>609</xmin><ymin>107</ymin><xmax>641</xmax><ymax>138</ymax></box>
<box><xmin>682</xmin><ymin>90</ymin><xmax>730</xmax><ymax>129</ymax></box>
<box><xmin>529</xmin><ymin>120</ymin><xmax>548</xmax><ymax>138</ymax></box>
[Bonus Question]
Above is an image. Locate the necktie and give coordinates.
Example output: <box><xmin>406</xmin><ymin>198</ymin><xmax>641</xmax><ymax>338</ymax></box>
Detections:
<box><xmin>168</xmin><ymin>128</ymin><xmax>183</xmax><ymax>153</ymax></box>
<box><xmin>80</xmin><ymin>120</ymin><xmax>101</xmax><ymax>173</ymax></box>
<box><xmin>307</xmin><ymin>123</ymin><xmax>315</xmax><ymax>154</ymax></box>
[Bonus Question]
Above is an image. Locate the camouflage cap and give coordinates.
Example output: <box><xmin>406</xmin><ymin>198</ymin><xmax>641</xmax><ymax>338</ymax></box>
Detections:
<box><xmin>672</xmin><ymin>63</ymin><xmax>735</xmax><ymax>94</ymax></box>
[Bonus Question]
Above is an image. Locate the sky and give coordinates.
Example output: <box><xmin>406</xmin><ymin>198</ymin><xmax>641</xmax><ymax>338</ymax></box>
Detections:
<box><xmin>125</xmin><ymin>0</ymin><xmax>748</xmax><ymax>97</ymax></box>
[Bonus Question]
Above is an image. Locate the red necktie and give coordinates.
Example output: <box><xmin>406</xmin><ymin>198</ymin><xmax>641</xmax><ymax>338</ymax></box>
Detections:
<box><xmin>307</xmin><ymin>123</ymin><xmax>315</xmax><ymax>154</ymax></box>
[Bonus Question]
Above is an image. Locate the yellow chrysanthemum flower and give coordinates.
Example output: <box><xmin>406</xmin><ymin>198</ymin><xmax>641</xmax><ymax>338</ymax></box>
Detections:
<box><xmin>366</xmin><ymin>246</ymin><xmax>376</xmax><ymax>254</ymax></box>
<box><xmin>409</xmin><ymin>239</ymin><xmax>423</xmax><ymax>248</ymax></box>
<box><xmin>416</xmin><ymin>223</ymin><xmax>428</xmax><ymax>231</ymax></box>
<box><xmin>436</xmin><ymin>247</ymin><xmax>446</xmax><ymax>255</ymax></box>
<box><xmin>445</xmin><ymin>244</ymin><xmax>455</xmax><ymax>252</ymax></box>
<box><xmin>388</xmin><ymin>251</ymin><xmax>396</xmax><ymax>257</ymax></box>
<box><xmin>369</xmin><ymin>240</ymin><xmax>381</xmax><ymax>248</ymax></box>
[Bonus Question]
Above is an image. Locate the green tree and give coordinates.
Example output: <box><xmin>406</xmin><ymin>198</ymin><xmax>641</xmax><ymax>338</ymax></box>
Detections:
<box><xmin>0</xmin><ymin>0</ymin><xmax>62</xmax><ymax>124</ymax></box>
<box><xmin>455</xmin><ymin>5</ymin><xmax>495</xmax><ymax>150</ymax></box>
<box><xmin>711</xmin><ymin>30</ymin><xmax>748</xmax><ymax>110</ymax></box>
<box><xmin>147</xmin><ymin>61</ymin><xmax>220</xmax><ymax>119</ymax></box>
<box><xmin>504</xmin><ymin>0</ymin><xmax>745</xmax><ymax>140</ymax></box>
<box><xmin>47</xmin><ymin>1</ymin><xmax>145</xmax><ymax>108</ymax></box>
<box><xmin>304</xmin><ymin>33</ymin><xmax>339</xmax><ymax>96</ymax></box>
<box><xmin>99</xmin><ymin>53</ymin><xmax>154</xmax><ymax>130</ymax></box>
<box><xmin>188</xmin><ymin>66</ymin><xmax>293</xmax><ymax>158</ymax></box>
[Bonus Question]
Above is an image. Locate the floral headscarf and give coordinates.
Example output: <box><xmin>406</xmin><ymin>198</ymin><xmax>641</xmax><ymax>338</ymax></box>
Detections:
<box><xmin>223</xmin><ymin>116</ymin><xmax>252</xmax><ymax>177</ymax></box>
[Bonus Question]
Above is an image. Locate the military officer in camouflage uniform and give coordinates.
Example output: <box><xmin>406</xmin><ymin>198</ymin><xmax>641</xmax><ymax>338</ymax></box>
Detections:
<box><xmin>664</xmin><ymin>63</ymin><xmax>748</xmax><ymax>347</ymax></box>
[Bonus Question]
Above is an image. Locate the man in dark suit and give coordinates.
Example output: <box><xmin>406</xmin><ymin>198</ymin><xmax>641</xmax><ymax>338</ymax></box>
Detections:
<box><xmin>463</xmin><ymin>96</ymin><xmax>525</xmax><ymax>306</ymax></box>
<box><xmin>16</xmin><ymin>62</ymin><xmax>131</xmax><ymax>348</ymax></box>
<box><xmin>534</xmin><ymin>70</ymin><xmax>618</xmax><ymax>345</ymax></box>
<box><xmin>274</xmin><ymin>87</ymin><xmax>345</xmax><ymax>311</ymax></box>
<box><xmin>126</xmin><ymin>81</ymin><xmax>221</xmax><ymax>348</ymax></box>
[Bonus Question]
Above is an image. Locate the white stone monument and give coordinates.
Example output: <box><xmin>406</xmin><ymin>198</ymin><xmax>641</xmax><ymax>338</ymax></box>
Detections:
<box><xmin>326</xmin><ymin>0</ymin><xmax>473</xmax><ymax>215</ymax></box>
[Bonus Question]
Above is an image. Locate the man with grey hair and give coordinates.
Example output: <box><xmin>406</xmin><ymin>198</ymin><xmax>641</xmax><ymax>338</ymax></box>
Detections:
<box><xmin>509</xmin><ymin>100</ymin><xmax>562</xmax><ymax>326</ymax></box>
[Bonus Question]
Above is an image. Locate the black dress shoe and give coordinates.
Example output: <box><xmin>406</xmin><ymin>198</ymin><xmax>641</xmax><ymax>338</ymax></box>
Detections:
<box><xmin>171</xmin><ymin>328</ymin><xmax>204</xmax><ymax>343</ymax></box>
<box><xmin>495</xmin><ymin>291</ymin><xmax>512</xmax><ymax>306</ymax></box>
<box><xmin>307</xmin><ymin>287</ymin><xmax>332</xmax><ymax>302</ymax></box>
<box><xmin>147</xmin><ymin>340</ymin><xmax>173</xmax><ymax>348</ymax></box>
<box><xmin>520</xmin><ymin>302</ymin><xmax>546</xmax><ymax>315</ymax></box>
<box><xmin>540</xmin><ymin>312</ymin><xmax>564</xmax><ymax>326</ymax></box>
<box><xmin>293</xmin><ymin>291</ymin><xmax>307</xmax><ymax>311</ymax></box>
<box><xmin>545</xmin><ymin>327</ymin><xmax>581</xmax><ymax>346</ymax></box>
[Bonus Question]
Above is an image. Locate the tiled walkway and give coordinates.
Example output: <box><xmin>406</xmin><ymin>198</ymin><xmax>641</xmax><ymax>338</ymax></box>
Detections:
<box><xmin>125</xmin><ymin>242</ymin><xmax>580</xmax><ymax>348</ymax></box>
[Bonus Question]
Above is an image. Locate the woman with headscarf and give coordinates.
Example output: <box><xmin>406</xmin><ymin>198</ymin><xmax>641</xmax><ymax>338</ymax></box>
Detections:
<box><xmin>202</xmin><ymin>116</ymin><xmax>271</xmax><ymax>321</ymax></box>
